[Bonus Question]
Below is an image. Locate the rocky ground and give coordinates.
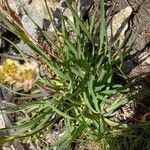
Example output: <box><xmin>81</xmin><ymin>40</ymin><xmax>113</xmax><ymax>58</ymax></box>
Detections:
<box><xmin>0</xmin><ymin>0</ymin><xmax>150</xmax><ymax>149</ymax></box>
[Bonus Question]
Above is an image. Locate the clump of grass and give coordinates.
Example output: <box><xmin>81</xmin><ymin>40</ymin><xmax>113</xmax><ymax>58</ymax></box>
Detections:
<box><xmin>0</xmin><ymin>0</ymin><xmax>149</xmax><ymax>149</ymax></box>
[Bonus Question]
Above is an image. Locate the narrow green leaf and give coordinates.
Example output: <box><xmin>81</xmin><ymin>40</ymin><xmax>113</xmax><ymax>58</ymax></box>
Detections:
<box><xmin>81</xmin><ymin>92</ymin><xmax>98</xmax><ymax>114</ymax></box>
<box><xmin>2</xmin><ymin>37</ymin><xmax>28</xmax><ymax>61</ymax></box>
<box><xmin>98</xmin><ymin>0</ymin><xmax>106</xmax><ymax>55</ymax></box>
<box><xmin>71</xmin><ymin>121</ymin><xmax>86</xmax><ymax>141</ymax></box>
<box><xmin>106</xmin><ymin>97</ymin><xmax>128</xmax><ymax>114</ymax></box>
<box><xmin>65</xmin><ymin>0</ymin><xmax>93</xmax><ymax>42</ymax></box>
<box><xmin>90</xmin><ymin>9</ymin><xmax>97</xmax><ymax>35</ymax></box>
<box><xmin>61</xmin><ymin>35</ymin><xmax>79</xmax><ymax>59</ymax></box>
<box><xmin>98</xmin><ymin>115</ymin><xmax>106</xmax><ymax>139</ymax></box>
<box><xmin>49</xmin><ymin>104</ymin><xmax>73</xmax><ymax>120</ymax></box>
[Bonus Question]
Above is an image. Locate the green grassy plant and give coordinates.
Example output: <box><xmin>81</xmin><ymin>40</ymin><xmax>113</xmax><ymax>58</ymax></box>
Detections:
<box><xmin>0</xmin><ymin>0</ymin><xmax>150</xmax><ymax>149</ymax></box>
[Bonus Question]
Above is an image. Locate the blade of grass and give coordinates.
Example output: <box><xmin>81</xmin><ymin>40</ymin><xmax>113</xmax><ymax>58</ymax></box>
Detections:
<box><xmin>65</xmin><ymin>0</ymin><xmax>93</xmax><ymax>43</ymax></box>
<box><xmin>2</xmin><ymin>37</ymin><xmax>28</xmax><ymax>61</ymax></box>
<box><xmin>98</xmin><ymin>0</ymin><xmax>106</xmax><ymax>55</ymax></box>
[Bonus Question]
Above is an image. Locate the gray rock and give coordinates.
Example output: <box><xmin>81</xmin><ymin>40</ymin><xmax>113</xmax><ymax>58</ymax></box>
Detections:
<box><xmin>4</xmin><ymin>0</ymin><xmax>94</xmax><ymax>57</ymax></box>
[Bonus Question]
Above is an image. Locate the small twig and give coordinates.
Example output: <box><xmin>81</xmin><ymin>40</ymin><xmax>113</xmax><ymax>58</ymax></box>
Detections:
<box><xmin>0</xmin><ymin>53</ymin><xmax>24</xmax><ymax>60</ymax></box>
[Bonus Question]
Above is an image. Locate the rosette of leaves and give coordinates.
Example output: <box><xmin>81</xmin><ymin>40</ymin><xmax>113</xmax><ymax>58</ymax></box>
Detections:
<box><xmin>0</xmin><ymin>0</ymin><xmax>149</xmax><ymax>149</ymax></box>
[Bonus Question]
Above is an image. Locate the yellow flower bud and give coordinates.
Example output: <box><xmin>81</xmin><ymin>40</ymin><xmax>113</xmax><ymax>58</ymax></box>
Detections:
<box><xmin>3</xmin><ymin>58</ymin><xmax>20</xmax><ymax>84</ymax></box>
<box><xmin>14</xmin><ymin>60</ymin><xmax>39</xmax><ymax>92</ymax></box>
<box><xmin>0</xmin><ymin>59</ymin><xmax>39</xmax><ymax>92</ymax></box>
